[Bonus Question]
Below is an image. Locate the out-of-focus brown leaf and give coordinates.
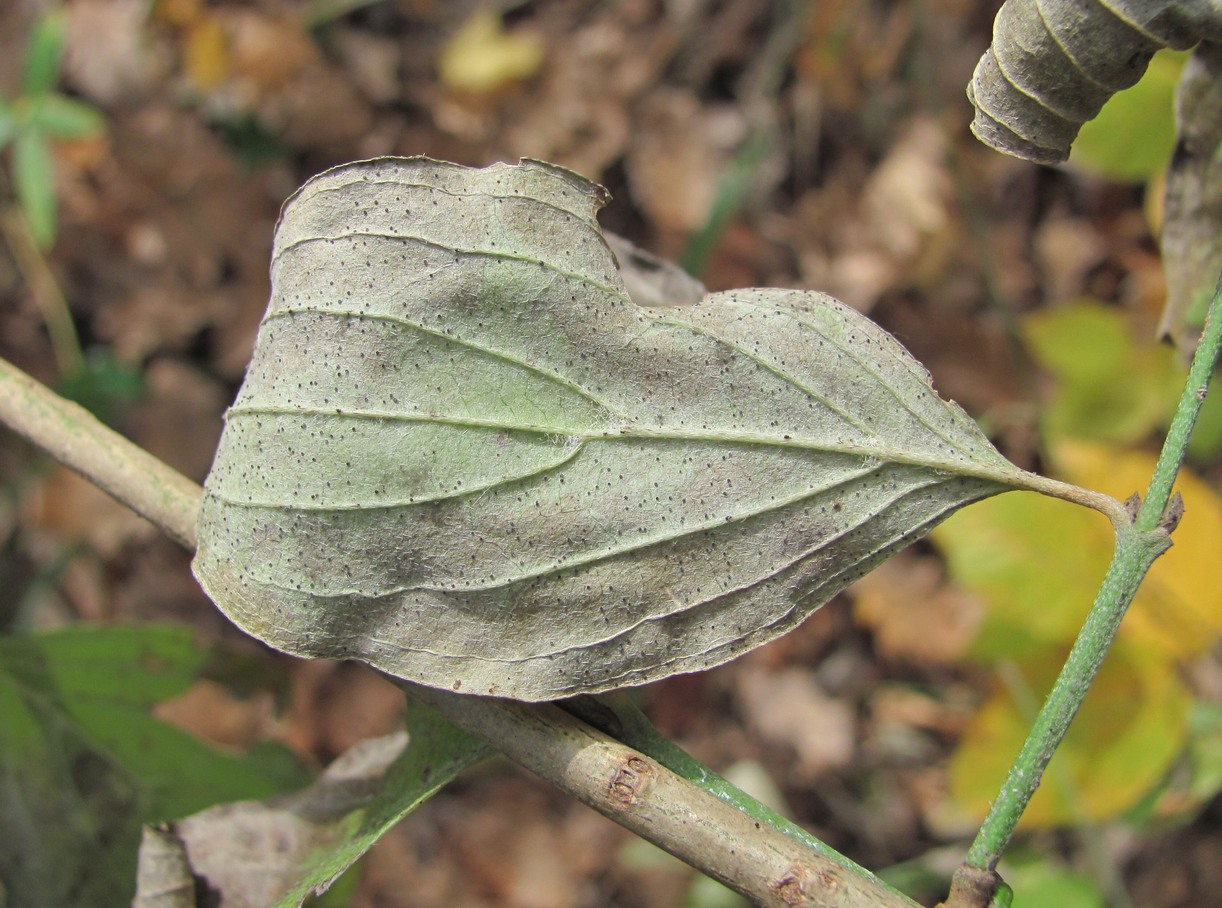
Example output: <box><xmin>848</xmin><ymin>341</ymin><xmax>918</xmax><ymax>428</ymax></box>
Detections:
<box><xmin>62</xmin><ymin>0</ymin><xmax>165</xmax><ymax>105</ymax></box>
<box><xmin>498</xmin><ymin>14</ymin><xmax>670</xmax><ymax>177</ymax></box>
<box><xmin>853</xmin><ymin>554</ymin><xmax>982</xmax><ymax>666</ymax></box>
<box><xmin>625</xmin><ymin>89</ymin><xmax>749</xmax><ymax>235</ymax></box>
<box><xmin>167</xmin><ymin>7</ymin><xmax>374</xmax><ymax>149</ymax></box>
<box><xmin>152</xmin><ymin>679</ymin><xmax>277</xmax><ymax>751</ymax></box>
<box><xmin>24</xmin><ymin>464</ymin><xmax>156</xmax><ymax>557</ymax></box>
<box><xmin>736</xmin><ymin>666</ymin><xmax>856</xmax><ymax>781</ymax></box>
<box><xmin>330</xmin><ymin>29</ymin><xmax>402</xmax><ymax>105</ymax></box>
<box><xmin>797</xmin><ymin>117</ymin><xmax>957</xmax><ymax>309</ymax></box>
<box><xmin>124</xmin><ymin>359</ymin><xmax>227</xmax><ymax>483</ymax></box>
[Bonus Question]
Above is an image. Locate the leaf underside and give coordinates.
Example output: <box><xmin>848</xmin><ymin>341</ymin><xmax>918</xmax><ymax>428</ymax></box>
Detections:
<box><xmin>193</xmin><ymin>156</ymin><xmax>1027</xmax><ymax>701</ymax></box>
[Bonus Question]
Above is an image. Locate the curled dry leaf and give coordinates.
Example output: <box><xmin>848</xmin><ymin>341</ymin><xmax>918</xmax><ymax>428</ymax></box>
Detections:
<box><xmin>194</xmin><ymin>156</ymin><xmax>1056</xmax><ymax>701</ymax></box>
<box><xmin>967</xmin><ymin>0</ymin><xmax>1222</xmax><ymax>164</ymax></box>
<box><xmin>969</xmin><ymin>2</ymin><xmax>1222</xmax><ymax>354</ymax></box>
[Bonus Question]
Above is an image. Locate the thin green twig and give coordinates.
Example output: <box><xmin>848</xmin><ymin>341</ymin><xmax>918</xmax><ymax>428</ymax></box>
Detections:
<box><xmin>1</xmin><ymin>205</ymin><xmax>83</xmax><ymax>378</ymax></box>
<box><xmin>963</xmin><ymin>269</ymin><xmax>1222</xmax><ymax>875</ymax></box>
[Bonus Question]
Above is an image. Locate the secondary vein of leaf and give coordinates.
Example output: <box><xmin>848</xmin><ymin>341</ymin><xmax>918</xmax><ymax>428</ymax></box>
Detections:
<box><xmin>313</xmin><ymin>476</ymin><xmax>989</xmax><ymax>667</ymax></box>
<box><xmin>259</xmin><ymin>305</ymin><xmax>626</xmax><ymax>420</ymax></box>
<box><xmin>293</xmin><ymin>175</ymin><xmax>603</xmax><ymax>232</ymax></box>
<box><xmin>553</xmin><ymin>494</ymin><xmax>987</xmax><ymax>691</ymax></box>
<box><xmin>249</xmin><ymin>468</ymin><xmax>927</xmax><ymax>612</ymax></box>
<box><xmin>269</xmin><ymin>240</ymin><xmax>988</xmax><ymax>470</ymax></box>
<box><xmin>212</xmin><ymin>453</ymin><xmax>999</xmax><ymax>607</ymax></box>
<box><xmin>273</xmin><ymin>232</ymin><xmax>629</xmax><ymax>306</ymax></box>
<box><xmin>256</xmin><ymin>299</ymin><xmax>1000</xmax><ymax>481</ymax></box>
<box><xmin>771</xmin><ymin>303</ymin><xmax>981</xmax><ymax>457</ymax></box>
<box><xmin>644</xmin><ymin>309</ymin><xmax>878</xmax><ymax>438</ymax></box>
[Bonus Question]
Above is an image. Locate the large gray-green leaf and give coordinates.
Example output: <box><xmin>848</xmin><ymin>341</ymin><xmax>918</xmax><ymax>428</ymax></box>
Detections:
<box><xmin>193</xmin><ymin>156</ymin><xmax>1056</xmax><ymax>701</ymax></box>
<box><xmin>967</xmin><ymin>0</ymin><xmax>1222</xmax><ymax>164</ymax></box>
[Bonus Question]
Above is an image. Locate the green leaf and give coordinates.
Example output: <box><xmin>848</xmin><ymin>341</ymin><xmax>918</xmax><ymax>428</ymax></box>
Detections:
<box><xmin>1070</xmin><ymin>50</ymin><xmax>1186</xmax><ymax>182</ymax></box>
<box><xmin>57</xmin><ymin>347</ymin><xmax>146</xmax><ymax>428</ymax></box>
<box><xmin>934</xmin><ymin>489</ymin><xmax>1101</xmax><ymax>661</ymax></box>
<box><xmin>192</xmin><ymin>157</ymin><xmax>1058</xmax><ymax>702</ymax></box>
<box><xmin>1022</xmin><ymin>300</ymin><xmax>1183</xmax><ymax>445</ymax></box>
<box><xmin>27</xmin><ymin>93</ymin><xmax>104</xmax><ymax>139</ymax></box>
<box><xmin>23</xmin><ymin>10</ymin><xmax>66</xmax><ymax>95</ymax></box>
<box><xmin>13</xmin><ymin>129</ymin><xmax>56</xmax><ymax>249</ymax></box>
<box><xmin>0</xmin><ymin>624</ymin><xmax>309</xmax><ymax>907</ymax></box>
<box><xmin>0</xmin><ymin>98</ymin><xmax>17</xmax><ymax>150</ymax></box>
<box><xmin>6</xmin><ymin>622</ymin><xmax>209</xmax><ymax>707</ymax></box>
<box><xmin>214</xmin><ymin>111</ymin><xmax>294</xmax><ymax>170</ymax></box>
<box><xmin>134</xmin><ymin>704</ymin><xmax>492</xmax><ymax>908</ymax></box>
<box><xmin>1001</xmin><ymin>853</ymin><xmax>1105</xmax><ymax>908</ymax></box>
<box><xmin>1183</xmin><ymin>702</ymin><xmax>1222</xmax><ymax>807</ymax></box>
<box><xmin>0</xmin><ymin>682</ymin><xmax>138</xmax><ymax>907</ymax></box>
<box><xmin>1021</xmin><ymin>298</ymin><xmax>1222</xmax><ymax>459</ymax></box>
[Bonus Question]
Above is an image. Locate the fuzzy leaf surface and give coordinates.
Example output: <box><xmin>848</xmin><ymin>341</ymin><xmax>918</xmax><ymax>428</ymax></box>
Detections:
<box><xmin>194</xmin><ymin>156</ymin><xmax>1037</xmax><ymax>701</ymax></box>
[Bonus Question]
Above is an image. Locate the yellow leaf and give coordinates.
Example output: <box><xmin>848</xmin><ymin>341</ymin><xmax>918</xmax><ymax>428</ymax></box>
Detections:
<box><xmin>951</xmin><ymin>642</ymin><xmax>1190</xmax><ymax>825</ymax></box>
<box><xmin>933</xmin><ymin>440</ymin><xmax>1222</xmax><ymax>661</ymax></box>
<box><xmin>184</xmin><ymin>15</ymin><xmax>230</xmax><ymax>92</ymax></box>
<box><xmin>932</xmin><ymin>492</ymin><xmax>1107</xmax><ymax>661</ymax></box>
<box><xmin>437</xmin><ymin>8</ymin><xmax>544</xmax><ymax>94</ymax></box>
<box><xmin>940</xmin><ymin>437</ymin><xmax>1222</xmax><ymax>825</ymax></box>
<box><xmin>153</xmin><ymin>0</ymin><xmax>203</xmax><ymax>28</ymax></box>
<box><xmin>1052</xmin><ymin>441</ymin><xmax>1222</xmax><ymax>659</ymax></box>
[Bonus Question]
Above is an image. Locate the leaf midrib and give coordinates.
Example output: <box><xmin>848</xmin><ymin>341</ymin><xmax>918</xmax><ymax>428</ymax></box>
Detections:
<box><xmin>272</xmin><ymin>232</ymin><xmax>628</xmax><ymax>303</ymax></box>
<box><xmin>223</xmin><ymin>402</ymin><xmax>1021</xmax><ymax>488</ymax></box>
<box><xmin>250</xmin><ymin>297</ymin><xmax>1005</xmax><ymax>479</ymax></box>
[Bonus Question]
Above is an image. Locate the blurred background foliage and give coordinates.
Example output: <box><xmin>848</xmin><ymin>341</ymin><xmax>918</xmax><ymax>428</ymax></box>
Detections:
<box><xmin>1</xmin><ymin>2</ymin><xmax>1220</xmax><ymax>906</ymax></box>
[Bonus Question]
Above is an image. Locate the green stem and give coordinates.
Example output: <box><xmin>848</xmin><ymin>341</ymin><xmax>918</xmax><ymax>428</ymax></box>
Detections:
<box><xmin>965</xmin><ymin>270</ymin><xmax>1222</xmax><ymax>872</ymax></box>
<box><xmin>1136</xmin><ymin>308</ymin><xmax>1222</xmax><ymax>532</ymax></box>
<box><xmin>1</xmin><ymin>206</ymin><xmax>84</xmax><ymax>378</ymax></box>
<box><xmin>680</xmin><ymin>130</ymin><xmax>775</xmax><ymax>279</ymax></box>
